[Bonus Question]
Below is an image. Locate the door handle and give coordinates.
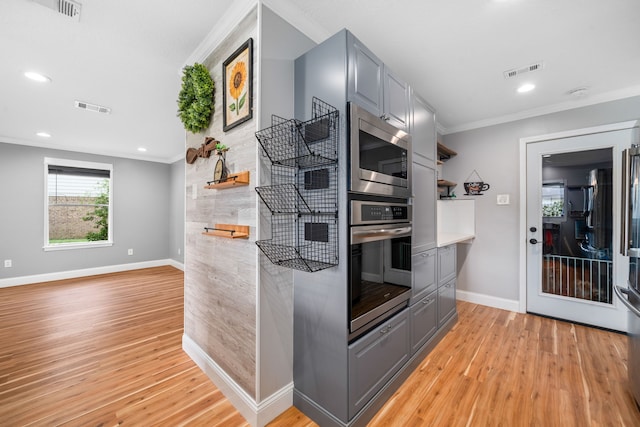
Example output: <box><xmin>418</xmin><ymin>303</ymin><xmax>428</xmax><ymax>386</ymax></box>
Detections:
<box><xmin>614</xmin><ymin>285</ymin><xmax>640</xmax><ymax>318</ymax></box>
<box><xmin>529</xmin><ymin>238</ymin><xmax>541</xmax><ymax>244</ymax></box>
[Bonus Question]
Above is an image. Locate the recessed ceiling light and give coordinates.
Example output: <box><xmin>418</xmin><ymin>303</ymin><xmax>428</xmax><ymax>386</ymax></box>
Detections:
<box><xmin>36</xmin><ymin>132</ymin><xmax>51</xmax><ymax>138</ymax></box>
<box><xmin>517</xmin><ymin>83</ymin><xmax>536</xmax><ymax>93</ymax></box>
<box><xmin>137</xmin><ymin>147</ymin><xmax>147</xmax><ymax>152</ymax></box>
<box><xmin>24</xmin><ymin>71</ymin><xmax>51</xmax><ymax>83</ymax></box>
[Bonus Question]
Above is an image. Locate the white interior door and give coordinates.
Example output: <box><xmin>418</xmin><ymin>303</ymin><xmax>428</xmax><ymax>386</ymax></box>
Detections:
<box><xmin>525</xmin><ymin>129</ymin><xmax>629</xmax><ymax>331</ymax></box>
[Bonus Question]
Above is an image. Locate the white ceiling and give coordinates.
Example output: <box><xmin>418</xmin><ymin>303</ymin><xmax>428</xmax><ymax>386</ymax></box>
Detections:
<box><xmin>2</xmin><ymin>0</ymin><xmax>640</xmax><ymax>163</ymax></box>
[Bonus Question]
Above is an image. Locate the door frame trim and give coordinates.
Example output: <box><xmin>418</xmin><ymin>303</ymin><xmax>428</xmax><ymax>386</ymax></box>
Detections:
<box><xmin>518</xmin><ymin>120</ymin><xmax>638</xmax><ymax>313</ymax></box>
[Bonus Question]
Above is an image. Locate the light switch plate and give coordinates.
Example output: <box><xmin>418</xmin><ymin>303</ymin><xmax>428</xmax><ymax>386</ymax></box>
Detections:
<box><xmin>497</xmin><ymin>194</ymin><xmax>510</xmax><ymax>205</ymax></box>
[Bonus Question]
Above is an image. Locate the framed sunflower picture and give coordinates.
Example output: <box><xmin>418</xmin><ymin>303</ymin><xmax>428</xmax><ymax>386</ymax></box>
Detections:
<box><xmin>223</xmin><ymin>38</ymin><xmax>253</xmax><ymax>132</ymax></box>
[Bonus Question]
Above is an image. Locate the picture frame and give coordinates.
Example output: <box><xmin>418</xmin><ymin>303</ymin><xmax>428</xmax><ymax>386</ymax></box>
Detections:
<box><xmin>223</xmin><ymin>38</ymin><xmax>253</xmax><ymax>132</ymax></box>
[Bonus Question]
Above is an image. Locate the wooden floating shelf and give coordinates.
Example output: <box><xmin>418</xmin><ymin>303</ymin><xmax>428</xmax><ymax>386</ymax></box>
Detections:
<box><xmin>204</xmin><ymin>171</ymin><xmax>250</xmax><ymax>190</ymax></box>
<box><xmin>437</xmin><ymin>142</ymin><xmax>457</xmax><ymax>161</ymax></box>
<box><xmin>202</xmin><ymin>224</ymin><xmax>249</xmax><ymax>239</ymax></box>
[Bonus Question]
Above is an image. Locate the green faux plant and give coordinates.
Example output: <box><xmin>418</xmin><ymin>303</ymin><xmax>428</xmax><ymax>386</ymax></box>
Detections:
<box><xmin>177</xmin><ymin>63</ymin><xmax>215</xmax><ymax>133</ymax></box>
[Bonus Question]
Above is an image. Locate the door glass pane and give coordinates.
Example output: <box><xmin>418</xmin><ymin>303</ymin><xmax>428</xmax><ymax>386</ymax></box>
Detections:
<box><xmin>541</xmin><ymin>149</ymin><xmax>613</xmax><ymax>304</ymax></box>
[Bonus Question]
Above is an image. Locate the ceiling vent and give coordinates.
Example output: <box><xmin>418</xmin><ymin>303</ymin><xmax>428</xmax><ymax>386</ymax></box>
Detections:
<box><xmin>32</xmin><ymin>0</ymin><xmax>82</xmax><ymax>22</ymax></box>
<box><xmin>75</xmin><ymin>100</ymin><xmax>111</xmax><ymax>114</ymax></box>
<box><xmin>503</xmin><ymin>61</ymin><xmax>544</xmax><ymax>79</ymax></box>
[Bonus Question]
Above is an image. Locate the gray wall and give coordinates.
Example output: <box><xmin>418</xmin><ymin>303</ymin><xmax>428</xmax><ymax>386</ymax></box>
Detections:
<box><xmin>0</xmin><ymin>142</ymin><xmax>172</xmax><ymax>279</ymax></box>
<box><xmin>170</xmin><ymin>159</ymin><xmax>185</xmax><ymax>264</ymax></box>
<box><xmin>258</xmin><ymin>5</ymin><xmax>316</xmax><ymax>401</ymax></box>
<box><xmin>441</xmin><ymin>95</ymin><xmax>640</xmax><ymax>303</ymax></box>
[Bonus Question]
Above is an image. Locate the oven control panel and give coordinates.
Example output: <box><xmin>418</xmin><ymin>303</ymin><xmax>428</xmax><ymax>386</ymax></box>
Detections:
<box><xmin>361</xmin><ymin>204</ymin><xmax>407</xmax><ymax>221</ymax></box>
<box><xmin>350</xmin><ymin>200</ymin><xmax>411</xmax><ymax>225</ymax></box>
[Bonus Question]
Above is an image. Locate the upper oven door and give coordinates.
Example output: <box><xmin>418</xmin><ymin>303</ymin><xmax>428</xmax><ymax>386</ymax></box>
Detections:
<box><xmin>349</xmin><ymin>103</ymin><xmax>412</xmax><ymax>198</ymax></box>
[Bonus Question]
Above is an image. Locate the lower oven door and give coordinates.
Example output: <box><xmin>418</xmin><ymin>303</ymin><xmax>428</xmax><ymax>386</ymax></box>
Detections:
<box><xmin>350</xmin><ymin>223</ymin><xmax>412</xmax><ymax>338</ymax></box>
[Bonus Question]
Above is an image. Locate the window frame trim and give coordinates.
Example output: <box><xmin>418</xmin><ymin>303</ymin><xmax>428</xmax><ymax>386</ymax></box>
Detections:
<box><xmin>43</xmin><ymin>157</ymin><xmax>114</xmax><ymax>251</ymax></box>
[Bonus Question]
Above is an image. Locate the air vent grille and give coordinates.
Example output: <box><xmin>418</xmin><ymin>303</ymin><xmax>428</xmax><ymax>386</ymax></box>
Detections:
<box><xmin>58</xmin><ymin>0</ymin><xmax>81</xmax><ymax>20</ymax></box>
<box><xmin>503</xmin><ymin>61</ymin><xmax>544</xmax><ymax>79</ymax></box>
<box><xmin>32</xmin><ymin>0</ymin><xmax>81</xmax><ymax>21</ymax></box>
<box><xmin>75</xmin><ymin>100</ymin><xmax>111</xmax><ymax>114</ymax></box>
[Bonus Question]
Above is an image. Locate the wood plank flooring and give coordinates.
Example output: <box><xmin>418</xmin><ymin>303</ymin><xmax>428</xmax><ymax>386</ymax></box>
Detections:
<box><xmin>1</xmin><ymin>266</ymin><xmax>639</xmax><ymax>426</ymax></box>
<box><xmin>0</xmin><ymin>266</ymin><xmax>248</xmax><ymax>426</ymax></box>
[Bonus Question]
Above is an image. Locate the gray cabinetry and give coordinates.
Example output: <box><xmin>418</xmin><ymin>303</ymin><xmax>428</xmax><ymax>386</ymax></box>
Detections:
<box><xmin>411</xmin><ymin>91</ymin><xmax>437</xmax><ymax>164</ymax></box>
<box><xmin>438</xmin><ymin>279</ymin><xmax>456</xmax><ymax>326</ymax></box>
<box><xmin>410</xmin><ymin>291</ymin><xmax>437</xmax><ymax>355</ymax></box>
<box><xmin>293</xmin><ymin>29</ymin><xmax>457</xmax><ymax>427</ymax></box>
<box><xmin>438</xmin><ymin>244</ymin><xmax>456</xmax><ymax>284</ymax></box>
<box><xmin>437</xmin><ymin>244</ymin><xmax>457</xmax><ymax>326</ymax></box>
<box><xmin>411</xmin><ymin>89</ymin><xmax>436</xmax><ymax>253</ymax></box>
<box><xmin>412</xmin><ymin>161</ymin><xmax>437</xmax><ymax>252</ymax></box>
<box><xmin>347</xmin><ymin>33</ymin><xmax>410</xmax><ymax>132</ymax></box>
<box><xmin>382</xmin><ymin>68</ymin><xmax>410</xmax><ymax>131</ymax></box>
<box><xmin>348</xmin><ymin>308</ymin><xmax>410</xmax><ymax>419</ymax></box>
<box><xmin>411</xmin><ymin>248</ymin><xmax>437</xmax><ymax>302</ymax></box>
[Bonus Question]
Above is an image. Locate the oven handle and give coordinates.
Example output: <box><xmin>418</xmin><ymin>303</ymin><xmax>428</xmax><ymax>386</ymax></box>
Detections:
<box><xmin>351</xmin><ymin>226</ymin><xmax>412</xmax><ymax>244</ymax></box>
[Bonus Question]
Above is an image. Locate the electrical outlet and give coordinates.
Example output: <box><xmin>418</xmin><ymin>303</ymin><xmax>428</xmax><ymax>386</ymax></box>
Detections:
<box><xmin>127</xmin><ymin>249</ymin><xmax>133</xmax><ymax>256</ymax></box>
<box><xmin>4</xmin><ymin>259</ymin><xmax>12</xmax><ymax>268</ymax></box>
<box><xmin>497</xmin><ymin>194</ymin><xmax>510</xmax><ymax>205</ymax></box>
<box><xmin>178</xmin><ymin>248</ymin><xmax>181</xmax><ymax>255</ymax></box>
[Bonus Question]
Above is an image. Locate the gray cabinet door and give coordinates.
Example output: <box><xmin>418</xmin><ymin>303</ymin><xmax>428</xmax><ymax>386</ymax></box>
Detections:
<box><xmin>411</xmin><ymin>248</ymin><xmax>437</xmax><ymax>302</ymax></box>
<box><xmin>348</xmin><ymin>35</ymin><xmax>383</xmax><ymax>117</ymax></box>
<box><xmin>348</xmin><ymin>309</ymin><xmax>410</xmax><ymax>419</ymax></box>
<box><xmin>410</xmin><ymin>291</ymin><xmax>437</xmax><ymax>354</ymax></box>
<box><xmin>412</xmin><ymin>161</ymin><xmax>437</xmax><ymax>252</ymax></box>
<box><xmin>438</xmin><ymin>244</ymin><xmax>456</xmax><ymax>285</ymax></box>
<box><xmin>438</xmin><ymin>279</ymin><xmax>456</xmax><ymax>326</ymax></box>
<box><xmin>411</xmin><ymin>91</ymin><xmax>436</xmax><ymax>164</ymax></box>
<box><xmin>383</xmin><ymin>67</ymin><xmax>410</xmax><ymax>132</ymax></box>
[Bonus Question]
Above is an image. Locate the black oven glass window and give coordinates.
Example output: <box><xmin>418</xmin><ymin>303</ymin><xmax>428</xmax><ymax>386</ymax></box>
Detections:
<box><xmin>359</xmin><ymin>130</ymin><xmax>407</xmax><ymax>179</ymax></box>
<box><xmin>391</xmin><ymin>236</ymin><xmax>411</xmax><ymax>271</ymax></box>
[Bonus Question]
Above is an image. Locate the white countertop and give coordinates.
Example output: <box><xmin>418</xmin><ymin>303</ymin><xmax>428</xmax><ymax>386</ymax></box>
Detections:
<box><xmin>437</xmin><ymin>232</ymin><xmax>475</xmax><ymax>247</ymax></box>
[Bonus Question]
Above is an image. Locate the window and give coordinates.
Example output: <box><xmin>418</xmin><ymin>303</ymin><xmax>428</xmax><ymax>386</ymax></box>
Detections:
<box><xmin>44</xmin><ymin>158</ymin><xmax>113</xmax><ymax>250</ymax></box>
<box><xmin>542</xmin><ymin>181</ymin><xmax>566</xmax><ymax>222</ymax></box>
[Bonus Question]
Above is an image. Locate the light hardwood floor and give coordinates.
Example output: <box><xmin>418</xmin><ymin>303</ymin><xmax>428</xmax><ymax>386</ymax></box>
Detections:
<box><xmin>1</xmin><ymin>267</ymin><xmax>639</xmax><ymax>426</ymax></box>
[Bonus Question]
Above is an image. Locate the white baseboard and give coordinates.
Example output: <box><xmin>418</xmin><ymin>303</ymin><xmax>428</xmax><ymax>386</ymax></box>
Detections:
<box><xmin>456</xmin><ymin>289</ymin><xmax>521</xmax><ymax>313</ymax></box>
<box><xmin>0</xmin><ymin>259</ymin><xmax>183</xmax><ymax>288</ymax></box>
<box><xmin>182</xmin><ymin>334</ymin><xmax>293</xmax><ymax>427</ymax></box>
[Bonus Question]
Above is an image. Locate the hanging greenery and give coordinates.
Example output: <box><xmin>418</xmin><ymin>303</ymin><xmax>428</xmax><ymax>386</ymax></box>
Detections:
<box><xmin>177</xmin><ymin>63</ymin><xmax>215</xmax><ymax>133</ymax></box>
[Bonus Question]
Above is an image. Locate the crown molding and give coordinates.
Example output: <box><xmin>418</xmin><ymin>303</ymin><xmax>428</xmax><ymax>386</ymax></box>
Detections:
<box><xmin>441</xmin><ymin>85</ymin><xmax>640</xmax><ymax>135</ymax></box>
<box><xmin>181</xmin><ymin>0</ymin><xmax>258</xmax><ymax>68</ymax></box>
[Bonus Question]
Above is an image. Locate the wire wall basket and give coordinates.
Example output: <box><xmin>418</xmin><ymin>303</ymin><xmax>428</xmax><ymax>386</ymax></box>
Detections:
<box><xmin>255</xmin><ymin>97</ymin><xmax>338</xmax><ymax>168</ymax></box>
<box><xmin>255</xmin><ymin>97</ymin><xmax>339</xmax><ymax>273</ymax></box>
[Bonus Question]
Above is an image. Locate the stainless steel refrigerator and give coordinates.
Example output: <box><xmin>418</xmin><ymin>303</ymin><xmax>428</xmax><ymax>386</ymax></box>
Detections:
<box><xmin>616</xmin><ymin>143</ymin><xmax>640</xmax><ymax>407</ymax></box>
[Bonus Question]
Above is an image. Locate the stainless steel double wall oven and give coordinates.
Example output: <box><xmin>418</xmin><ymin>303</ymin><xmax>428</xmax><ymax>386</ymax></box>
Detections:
<box><xmin>348</xmin><ymin>102</ymin><xmax>413</xmax><ymax>340</ymax></box>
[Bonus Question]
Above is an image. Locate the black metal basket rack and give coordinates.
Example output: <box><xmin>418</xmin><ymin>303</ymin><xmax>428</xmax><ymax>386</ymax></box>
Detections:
<box><xmin>255</xmin><ymin>97</ymin><xmax>339</xmax><ymax>273</ymax></box>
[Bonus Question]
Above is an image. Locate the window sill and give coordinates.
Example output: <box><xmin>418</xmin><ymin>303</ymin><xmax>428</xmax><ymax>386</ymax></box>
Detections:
<box><xmin>43</xmin><ymin>241</ymin><xmax>113</xmax><ymax>251</ymax></box>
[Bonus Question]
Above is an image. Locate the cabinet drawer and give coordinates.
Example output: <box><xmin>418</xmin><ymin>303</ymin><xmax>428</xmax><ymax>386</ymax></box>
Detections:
<box><xmin>412</xmin><ymin>249</ymin><xmax>437</xmax><ymax>302</ymax></box>
<box><xmin>348</xmin><ymin>309</ymin><xmax>409</xmax><ymax>419</ymax></box>
<box><xmin>438</xmin><ymin>279</ymin><xmax>456</xmax><ymax>326</ymax></box>
<box><xmin>438</xmin><ymin>244</ymin><xmax>456</xmax><ymax>285</ymax></box>
<box><xmin>410</xmin><ymin>291</ymin><xmax>437</xmax><ymax>355</ymax></box>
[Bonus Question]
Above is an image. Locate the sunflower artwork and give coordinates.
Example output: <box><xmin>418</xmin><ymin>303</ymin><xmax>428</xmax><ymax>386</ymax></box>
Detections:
<box><xmin>223</xmin><ymin>38</ymin><xmax>253</xmax><ymax>132</ymax></box>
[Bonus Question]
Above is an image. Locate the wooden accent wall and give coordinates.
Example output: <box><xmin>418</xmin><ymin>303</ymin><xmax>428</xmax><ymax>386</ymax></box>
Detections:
<box><xmin>184</xmin><ymin>11</ymin><xmax>258</xmax><ymax>397</ymax></box>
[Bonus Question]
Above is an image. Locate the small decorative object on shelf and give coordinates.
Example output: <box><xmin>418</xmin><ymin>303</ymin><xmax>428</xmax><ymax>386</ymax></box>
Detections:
<box><xmin>202</xmin><ymin>224</ymin><xmax>249</xmax><ymax>239</ymax></box>
<box><xmin>254</xmin><ymin>97</ymin><xmax>339</xmax><ymax>273</ymax></box>
<box><xmin>212</xmin><ymin>143</ymin><xmax>229</xmax><ymax>184</ymax></box>
<box><xmin>463</xmin><ymin>170</ymin><xmax>490</xmax><ymax>195</ymax></box>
